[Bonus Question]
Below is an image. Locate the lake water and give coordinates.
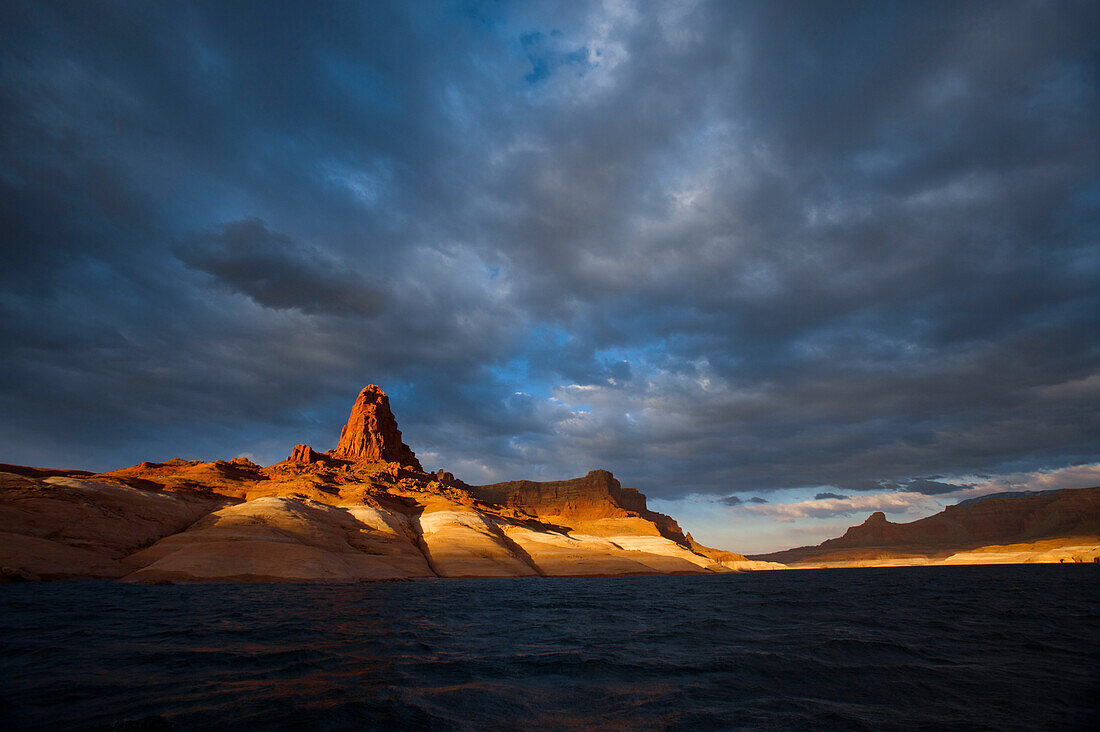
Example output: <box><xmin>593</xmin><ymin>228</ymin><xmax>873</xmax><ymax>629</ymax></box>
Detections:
<box><xmin>1</xmin><ymin>565</ymin><xmax>1097</xmax><ymax>730</ymax></box>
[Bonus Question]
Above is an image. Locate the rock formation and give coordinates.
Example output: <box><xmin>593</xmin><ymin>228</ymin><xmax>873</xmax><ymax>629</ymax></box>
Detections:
<box><xmin>471</xmin><ymin>469</ymin><xmax>691</xmax><ymax>546</ymax></box>
<box><xmin>288</xmin><ymin>444</ymin><xmax>323</xmax><ymax>464</ymax></box>
<box><xmin>0</xmin><ymin>470</ymin><xmax>227</xmax><ymax>580</ymax></box>
<box><xmin>330</xmin><ymin>385</ymin><xmax>422</xmax><ymax>470</ymax></box>
<box><xmin>8</xmin><ymin>383</ymin><xmax>1088</xmax><ymax>581</ymax></box>
<box><xmin>0</xmin><ymin>385</ymin><xmax>754</xmax><ymax>582</ymax></box>
<box><xmin>752</xmin><ymin>487</ymin><xmax>1100</xmax><ymax>567</ymax></box>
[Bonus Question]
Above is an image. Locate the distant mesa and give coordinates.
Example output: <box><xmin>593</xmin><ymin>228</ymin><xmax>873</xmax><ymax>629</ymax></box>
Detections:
<box><xmin>752</xmin><ymin>487</ymin><xmax>1100</xmax><ymax>567</ymax></box>
<box><xmin>955</xmin><ymin>489</ymin><xmax>1057</xmax><ymax>508</ymax></box>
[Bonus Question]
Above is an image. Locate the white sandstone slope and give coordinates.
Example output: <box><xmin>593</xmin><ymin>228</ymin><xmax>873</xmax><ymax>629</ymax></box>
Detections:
<box><xmin>124</xmin><ymin>497</ymin><xmax>436</xmax><ymax>583</ymax></box>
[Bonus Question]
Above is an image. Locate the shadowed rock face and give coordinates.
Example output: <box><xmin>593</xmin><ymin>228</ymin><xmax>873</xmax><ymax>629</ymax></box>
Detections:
<box><xmin>0</xmin><ymin>470</ymin><xmax>228</xmax><ymax>580</ymax></box>
<box><xmin>331</xmin><ymin>385</ymin><xmax>422</xmax><ymax>470</ymax></box>
<box><xmin>752</xmin><ymin>487</ymin><xmax>1100</xmax><ymax>566</ymax></box>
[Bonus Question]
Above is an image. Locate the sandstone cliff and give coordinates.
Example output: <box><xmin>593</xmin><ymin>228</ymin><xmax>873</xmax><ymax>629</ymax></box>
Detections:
<box><xmin>752</xmin><ymin>487</ymin><xmax>1100</xmax><ymax>567</ymax></box>
<box><xmin>471</xmin><ymin>469</ymin><xmax>690</xmax><ymax>544</ymax></box>
<box><xmin>0</xmin><ymin>385</ymin><xmax>747</xmax><ymax>583</ymax></box>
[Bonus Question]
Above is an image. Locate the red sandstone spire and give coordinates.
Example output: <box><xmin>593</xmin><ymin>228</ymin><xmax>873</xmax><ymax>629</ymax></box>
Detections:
<box><xmin>331</xmin><ymin>385</ymin><xmax>422</xmax><ymax>469</ymax></box>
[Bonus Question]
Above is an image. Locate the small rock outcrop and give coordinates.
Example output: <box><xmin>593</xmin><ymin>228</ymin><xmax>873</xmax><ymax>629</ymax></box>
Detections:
<box><xmin>330</xmin><ymin>385</ymin><xmax>422</xmax><ymax>470</ymax></box>
<box><xmin>288</xmin><ymin>444</ymin><xmax>322</xmax><ymax>464</ymax></box>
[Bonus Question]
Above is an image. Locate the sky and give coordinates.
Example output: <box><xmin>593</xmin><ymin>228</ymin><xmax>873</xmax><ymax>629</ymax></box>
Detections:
<box><xmin>1</xmin><ymin>1</ymin><xmax>1098</xmax><ymax>553</ymax></box>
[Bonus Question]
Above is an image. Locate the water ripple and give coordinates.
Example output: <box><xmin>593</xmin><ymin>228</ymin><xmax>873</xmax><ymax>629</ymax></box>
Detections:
<box><xmin>1</xmin><ymin>566</ymin><xmax>1098</xmax><ymax>730</ymax></box>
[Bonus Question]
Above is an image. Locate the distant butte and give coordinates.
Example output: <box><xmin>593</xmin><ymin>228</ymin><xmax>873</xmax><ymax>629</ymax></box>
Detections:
<box><xmin>751</xmin><ymin>489</ymin><xmax>1100</xmax><ymax>567</ymax></box>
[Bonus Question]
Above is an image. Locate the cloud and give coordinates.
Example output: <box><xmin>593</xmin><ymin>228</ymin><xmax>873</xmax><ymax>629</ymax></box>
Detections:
<box><xmin>176</xmin><ymin>218</ymin><xmax>383</xmax><ymax>317</ymax></box>
<box><xmin>902</xmin><ymin>479</ymin><xmax>970</xmax><ymax>496</ymax></box>
<box><xmin>721</xmin><ymin>495</ymin><xmax>767</xmax><ymax>507</ymax></box>
<box><xmin>956</xmin><ymin>462</ymin><xmax>1100</xmax><ymax>500</ymax></box>
<box><xmin>742</xmin><ymin>463</ymin><xmax>1100</xmax><ymax>529</ymax></box>
<box><xmin>520</xmin><ymin>31</ymin><xmax>593</xmax><ymax>85</ymax></box>
<box><xmin>0</xmin><ymin>0</ymin><xmax>1096</xmax><ymax>496</ymax></box>
<box><xmin>838</xmin><ymin>480</ymin><xmax>901</xmax><ymax>493</ymax></box>
<box><xmin>747</xmin><ymin>492</ymin><xmax>933</xmax><ymax>521</ymax></box>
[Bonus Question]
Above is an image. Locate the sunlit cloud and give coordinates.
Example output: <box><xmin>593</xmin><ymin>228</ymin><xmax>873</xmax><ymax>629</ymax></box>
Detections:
<box><xmin>957</xmin><ymin>462</ymin><xmax>1100</xmax><ymax>498</ymax></box>
<box><xmin>744</xmin><ymin>492</ymin><xmax>933</xmax><ymax>522</ymax></box>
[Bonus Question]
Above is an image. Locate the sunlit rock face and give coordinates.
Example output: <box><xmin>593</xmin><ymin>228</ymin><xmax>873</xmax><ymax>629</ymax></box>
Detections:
<box><xmin>470</xmin><ymin>469</ymin><xmax>694</xmax><ymax>548</ymax></box>
<box><xmin>331</xmin><ymin>384</ymin><xmax>422</xmax><ymax>470</ymax></box>
<box><xmin>125</xmin><ymin>497</ymin><xmax>436</xmax><ymax>583</ymax></box>
<box><xmin>751</xmin><ymin>487</ymin><xmax>1100</xmax><ymax>567</ymax></box>
<box><xmin>0</xmin><ymin>385</ymin><xmax>751</xmax><ymax>583</ymax></box>
<box><xmin>473</xmin><ymin>469</ymin><xmax>649</xmax><ymax>522</ymax></box>
<box><xmin>288</xmin><ymin>444</ymin><xmax>323</xmax><ymax>464</ymax></box>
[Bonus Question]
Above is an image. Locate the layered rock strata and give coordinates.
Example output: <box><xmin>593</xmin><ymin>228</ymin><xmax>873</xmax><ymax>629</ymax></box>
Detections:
<box><xmin>0</xmin><ymin>385</ymin><xmax>756</xmax><ymax>582</ymax></box>
<box><xmin>471</xmin><ymin>470</ymin><xmax>689</xmax><ymax>543</ymax></box>
<box><xmin>330</xmin><ymin>384</ymin><xmax>422</xmax><ymax>469</ymax></box>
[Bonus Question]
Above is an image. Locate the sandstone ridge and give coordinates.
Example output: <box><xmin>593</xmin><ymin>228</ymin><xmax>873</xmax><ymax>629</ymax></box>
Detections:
<box><xmin>1</xmin><ymin>384</ymin><xmax>767</xmax><ymax>582</ymax></box>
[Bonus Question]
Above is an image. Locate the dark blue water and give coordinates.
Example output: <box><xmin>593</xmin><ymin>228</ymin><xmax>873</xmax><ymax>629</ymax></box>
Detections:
<box><xmin>1</xmin><ymin>565</ymin><xmax>1097</xmax><ymax>731</ymax></box>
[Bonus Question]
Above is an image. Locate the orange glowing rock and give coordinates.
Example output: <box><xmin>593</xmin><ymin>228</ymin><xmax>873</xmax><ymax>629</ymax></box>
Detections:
<box><xmin>331</xmin><ymin>385</ymin><xmax>422</xmax><ymax>470</ymax></box>
<box><xmin>0</xmin><ymin>384</ymin><xmax>759</xmax><ymax>582</ymax></box>
<box><xmin>288</xmin><ymin>444</ymin><xmax>322</xmax><ymax>464</ymax></box>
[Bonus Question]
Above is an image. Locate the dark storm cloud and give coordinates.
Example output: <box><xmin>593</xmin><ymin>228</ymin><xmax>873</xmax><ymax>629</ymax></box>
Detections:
<box><xmin>176</xmin><ymin>218</ymin><xmax>382</xmax><ymax>316</ymax></box>
<box><xmin>0</xmin><ymin>1</ymin><xmax>1097</xmax><ymax>497</ymax></box>
<box><xmin>815</xmin><ymin>492</ymin><xmax>849</xmax><ymax>501</ymax></box>
<box><xmin>903</xmin><ymin>479</ymin><xmax>970</xmax><ymax>496</ymax></box>
<box><xmin>838</xmin><ymin>480</ymin><xmax>899</xmax><ymax>493</ymax></box>
<box><xmin>720</xmin><ymin>495</ymin><xmax>768</xmax><ymax>508</ymax></box>
<box><xmin>823</xmin><ymin>479</ymin><xmax>965</xmax><ymax>498</ymax></box>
